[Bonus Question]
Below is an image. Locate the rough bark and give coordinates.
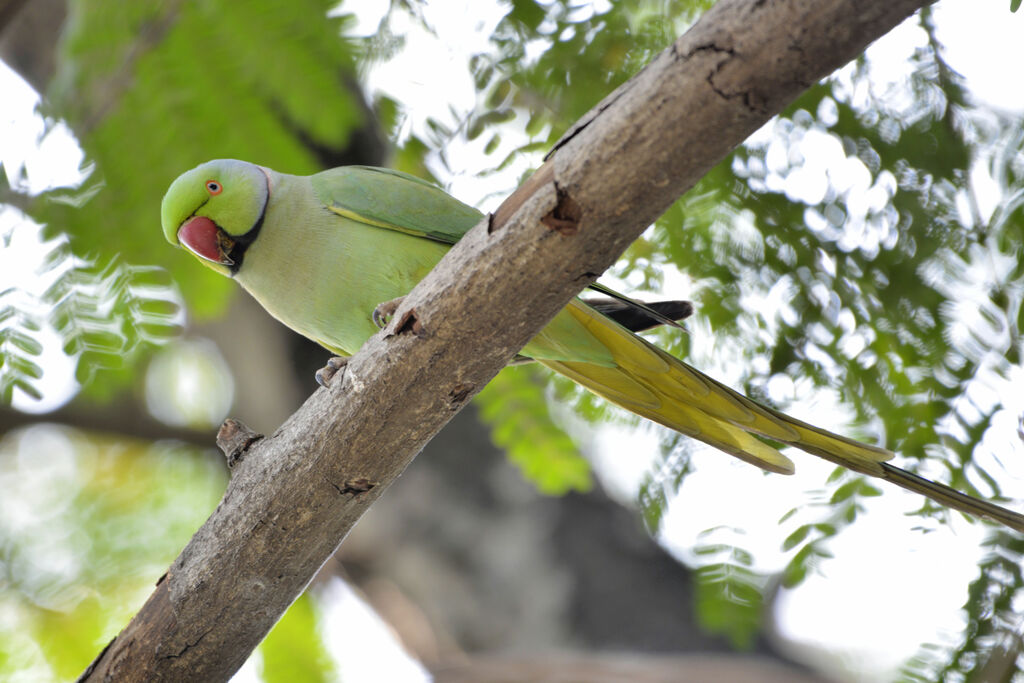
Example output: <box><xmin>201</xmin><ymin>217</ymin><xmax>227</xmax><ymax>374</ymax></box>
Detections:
<box><xmin>79</xmin><ymin>0</ymin><xmax>933</xmax><ymax>680</ymax></box>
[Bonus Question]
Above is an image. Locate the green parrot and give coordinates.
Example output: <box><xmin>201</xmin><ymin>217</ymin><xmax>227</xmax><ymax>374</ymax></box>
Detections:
<box><xmin>161</xmin><ymin>159</ymin><xmax>1024</xmax><ymax>531</ymax></box>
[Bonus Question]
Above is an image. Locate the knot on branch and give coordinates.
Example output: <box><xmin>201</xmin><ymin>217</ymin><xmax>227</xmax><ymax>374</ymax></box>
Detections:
<box><xmin>541</xmin><ymin>184</ymin><xmax>582</xmax><ymax>235</ymax></box>
<box><xmin>448</xmin><ymin>382</ymin><xmax>475</xmax><ymax>408</ymax></box>
<box><xmin>216</xmin><ymin>419</ymin><xmax>264</xmax><ymax>468</ymax></box>
<box><xmin>395</xmin><ymin>308</ymin><xmax>424</xmax><ymax>336</ymax></box>
<box><xmin>331</xmin><ymin>477</ymin><xmax>378</xmax><ymax>496</ymax></box>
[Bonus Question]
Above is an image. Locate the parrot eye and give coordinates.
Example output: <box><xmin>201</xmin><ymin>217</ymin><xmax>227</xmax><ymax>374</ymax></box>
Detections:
<box><xmin>205</xmin><ymin>180</ymin><xmax>223</xmax><ymax>195</ymax></box>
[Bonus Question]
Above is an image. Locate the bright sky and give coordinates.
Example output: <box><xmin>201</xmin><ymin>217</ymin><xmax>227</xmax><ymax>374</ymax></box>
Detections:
<box><xmin>2</xmin><ymin>1</ymin><xmax>1023</xmax><ymax>681</ymax></box>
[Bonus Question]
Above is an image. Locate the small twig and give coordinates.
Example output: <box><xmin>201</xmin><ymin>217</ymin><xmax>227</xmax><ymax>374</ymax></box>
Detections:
<box><xmin>216</xmin><ymin>419</ymin><xmax>263</xmax><ymax>468</ymax></box>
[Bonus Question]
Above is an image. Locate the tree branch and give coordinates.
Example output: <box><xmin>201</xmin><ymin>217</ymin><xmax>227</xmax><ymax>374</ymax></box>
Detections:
<box><xmin>79</xmin><ymin>0</ymin><xmax>933</xmax><ymax>680</ymax></box>
<box><xmin>0</xmin><ymin>0</ymin><xmax>30</xmax><ymax>36</ymax></box>
<box><xmin>0</xmin><ymin>402</ymin><xmax>216</xmax><ymax>449</ymax></box>
<box><xmin>0</xmin><ymin>0</ymin><xmax>64</xmax><ymax>94</ymax></box>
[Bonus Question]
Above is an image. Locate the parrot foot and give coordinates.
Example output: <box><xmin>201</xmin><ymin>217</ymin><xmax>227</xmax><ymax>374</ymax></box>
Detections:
<box><xmin>315</xmin><ymin>356</ymin><xmax>349</xmax><ymax>387</ymax></box>
<box><xmin>372</xmin><ymin>297</ymin><xmax>405</xmax><ymax>329</ymax></box>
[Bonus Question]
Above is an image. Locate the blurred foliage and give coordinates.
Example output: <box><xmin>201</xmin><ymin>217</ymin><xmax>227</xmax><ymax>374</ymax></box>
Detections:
<box><xmin>0</xmin><ymin>285</ymin><xmax>44</xmax><ymax>403</ymax></box>
<box><xmin>0</xmin><ymin>426</ymin><xmax>225</xmax><ymax>679</ymax></box>
<box><xmin>778</xmin><ymin>469</ymin><xmax>882</xmax><ymax>588</ymax></box>
<box><xmin>0</xmin><ymin>0</ymin><xmax>1022</xmax><ymax>679</ymax></box>
<box><xmin>419</xmin><ymin>0</ymin><xmax>713</xmax><ymax>176</ymax></box>
<box><xmin>903</xmin><ymin>529</ymin><xmax>1024</xmax><ymax>682</ymax></box>
<box><xmin>637</xmin><ymin>433</ymin><xmax>694</xmax><ymax>534</ymax></box>
<box><xmin>692</xmin><ymin>528</ymin><xmax>766</xmax><ymax>650</ymax></box>
<box><xmin>144</xmin><ymin>338</ymin><xmax>235</xmax><ymax>429</ymax></box>
<box><xmin>477</xmin><ymin>364</ymin><xmax>592</xmax><ymax>494</ymax></box>
<box><xmin>0</xmin><ymin>227</ymin><xmax>183</xmax><ymax>404</ymax></box>
<box><xmin>44</xmin><ymin>246</ymin><xmax>183</xmax><ymax>400</ymax></box>
<box><xmin>259</xmin><ymin>592</ymin><xmax>336</xmax><ymax>683</ymax></box>
<box><xmin>0</xmin><ymin>425</ymin><xmax>332</xmax><ymax>681</ymax></box>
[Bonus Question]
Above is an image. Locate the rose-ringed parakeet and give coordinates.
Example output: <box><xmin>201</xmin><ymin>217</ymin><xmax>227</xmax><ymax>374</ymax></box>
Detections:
<box><xmin>161</xmin><ymin>159</ymin><xmax>1024</xmax><ymax>531</ymax></box>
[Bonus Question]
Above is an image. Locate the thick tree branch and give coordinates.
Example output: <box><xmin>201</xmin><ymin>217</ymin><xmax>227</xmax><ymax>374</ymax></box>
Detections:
<box><xmin>80</xmin><ymin>0</ymin><xmax>933</xmax><ymax>680</ymax></box>
<box><xmin>0</xmin><ymin>0</ymin><xmax>30</xmax><ymax>33</ymax></box>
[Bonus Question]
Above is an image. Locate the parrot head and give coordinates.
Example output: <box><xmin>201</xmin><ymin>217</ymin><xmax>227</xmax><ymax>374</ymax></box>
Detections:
<box><xmin>161</xmin><ymin>159</ymin><xmax>269</xmax><ymax>276</ymax></box>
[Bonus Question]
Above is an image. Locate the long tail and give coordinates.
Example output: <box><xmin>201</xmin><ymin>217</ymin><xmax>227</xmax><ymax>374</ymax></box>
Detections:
<box><xmin>876</xmin><ymin>464</ymin><xmax>1024</xmax><ymax>532</ymax></box>
<box><xmin>540</xmin><ymin>301</ymin><xmax>1024</xmax><ymax>533</ymax></box>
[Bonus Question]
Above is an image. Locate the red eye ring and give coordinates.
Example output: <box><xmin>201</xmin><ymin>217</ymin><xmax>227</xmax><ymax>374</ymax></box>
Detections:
<box><xmin>205</xmin><ymin>180</ymin><xmax>223</xmax><ymax>195</ymax></box>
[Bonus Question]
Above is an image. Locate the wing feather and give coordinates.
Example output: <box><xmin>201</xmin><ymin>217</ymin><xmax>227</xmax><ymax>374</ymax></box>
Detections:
<box><xmin>311</xmin><ymin>166</ymin><xmax>483</xmax><ymax>244</ymax></box>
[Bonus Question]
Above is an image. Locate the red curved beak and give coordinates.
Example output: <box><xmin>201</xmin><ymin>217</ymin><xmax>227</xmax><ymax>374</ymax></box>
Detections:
<box><xmin>178</xmin><ymin>216</ymin><xmax>233</xmax><ymax>265</ymax></box>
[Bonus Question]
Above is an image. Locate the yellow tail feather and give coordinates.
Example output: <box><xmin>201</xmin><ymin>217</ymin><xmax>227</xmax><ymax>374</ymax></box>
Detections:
<box><xmin>540</xmin><ymin>301</ymin><xmax>1024</xmax><ymax>532</ymax></box>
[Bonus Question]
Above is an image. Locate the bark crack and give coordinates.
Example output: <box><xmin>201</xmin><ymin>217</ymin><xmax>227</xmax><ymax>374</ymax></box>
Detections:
<box><xmin>329</xmin><ymin>477</ymin><xmax>377</xmax><ymax>496</ymax></box>
<box><xmin>545</xmin><ymin>87</ymin><xmax>630</xmax><ymax>158</ymax></box>
<box><xmin>447</xmin><ymin>382</ymin><xmax>475</xmax><ymax>408</ymax></box>
<box><xmin>163</xmin><ymin>625</ymin><xmax>215</xmax><ymax>660</ymax></box>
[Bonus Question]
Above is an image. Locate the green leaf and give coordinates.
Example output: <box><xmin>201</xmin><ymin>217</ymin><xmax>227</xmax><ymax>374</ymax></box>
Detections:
<box><xmin>782</xmin><ymin>524</ymin><xmax>811</xmax><ymax>551</ymax></box>
<box><xmin>509</xmin><ymin>0</ymin><xmax>545</xmax><ymax>30</ymax></box>
<box><xmin>484</xmin><ymin>134</ymin><xmax>502</xmax><ymax>155</ymax></box>
<box><xmin>783</xmin><ymin>562</ymin><xmax>808</xmax><ymax>588</ymax></box>
<box><xmin>858</xmin><ymin>482</ymin><xmax>883</xmax><ymax>497</ymax></box>
<box><xmin>12</xmin><ymin>378</ymin><xmax>43</xmax><ymax>401</ymax></box>
<box><xmin>830</xmin><ymin>480</ymin><xmax>860</xmax><ymax>504</ymax></box>
<box><xmin>777</xmin><ymin>506</ymin><xmax>800</xmax><ymax>524</ymax></box>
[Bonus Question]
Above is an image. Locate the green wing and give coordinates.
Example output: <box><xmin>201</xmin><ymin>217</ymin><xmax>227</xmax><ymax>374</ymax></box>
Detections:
<box><xmin>311</xmin><ymin>166</ymin><xmax>484</xmax><ymax>244</ymax></box>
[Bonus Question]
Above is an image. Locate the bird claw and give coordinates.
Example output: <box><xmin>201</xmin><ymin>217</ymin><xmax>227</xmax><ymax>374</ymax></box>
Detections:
<box><xmin>372</xmin><ymin>297</ymin><xmax>404</xmax><ymax>329</ymax></box>
<box><xmin>315</xmin><ymin>356</ymin><xmax>349</xmax><ymax>387</ymax></box>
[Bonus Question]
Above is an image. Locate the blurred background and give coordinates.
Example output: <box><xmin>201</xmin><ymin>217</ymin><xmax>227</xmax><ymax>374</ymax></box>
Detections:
<box><xmin>1</xmin><ymin>0</ymin><xmax>1023</xmax><ymax>681</ymax></box>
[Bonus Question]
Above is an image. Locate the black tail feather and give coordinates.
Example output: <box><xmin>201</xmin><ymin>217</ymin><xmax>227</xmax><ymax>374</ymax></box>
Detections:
<box><xmin>585</xmin><ymin>298</ymin><xmax>693</xmax><ymax>332</ymax></box>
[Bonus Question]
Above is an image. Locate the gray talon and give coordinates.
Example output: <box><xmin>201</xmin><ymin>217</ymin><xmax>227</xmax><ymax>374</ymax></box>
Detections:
<box><xmin>372</xmin><ymin>296</ymin><xmax>404</xmax><ymax>330</ymax></box>
<box><xmin>315</xmin><ymin>356</ymin><xmax>349</xmax><ymax>387</ymax></box>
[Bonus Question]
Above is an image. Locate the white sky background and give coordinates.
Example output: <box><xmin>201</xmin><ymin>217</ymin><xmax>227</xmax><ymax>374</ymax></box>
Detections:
<box><xmin>1</xmin><ymin>0</ymin><xmax>1023</xmax><ymax>681</ymax></box>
